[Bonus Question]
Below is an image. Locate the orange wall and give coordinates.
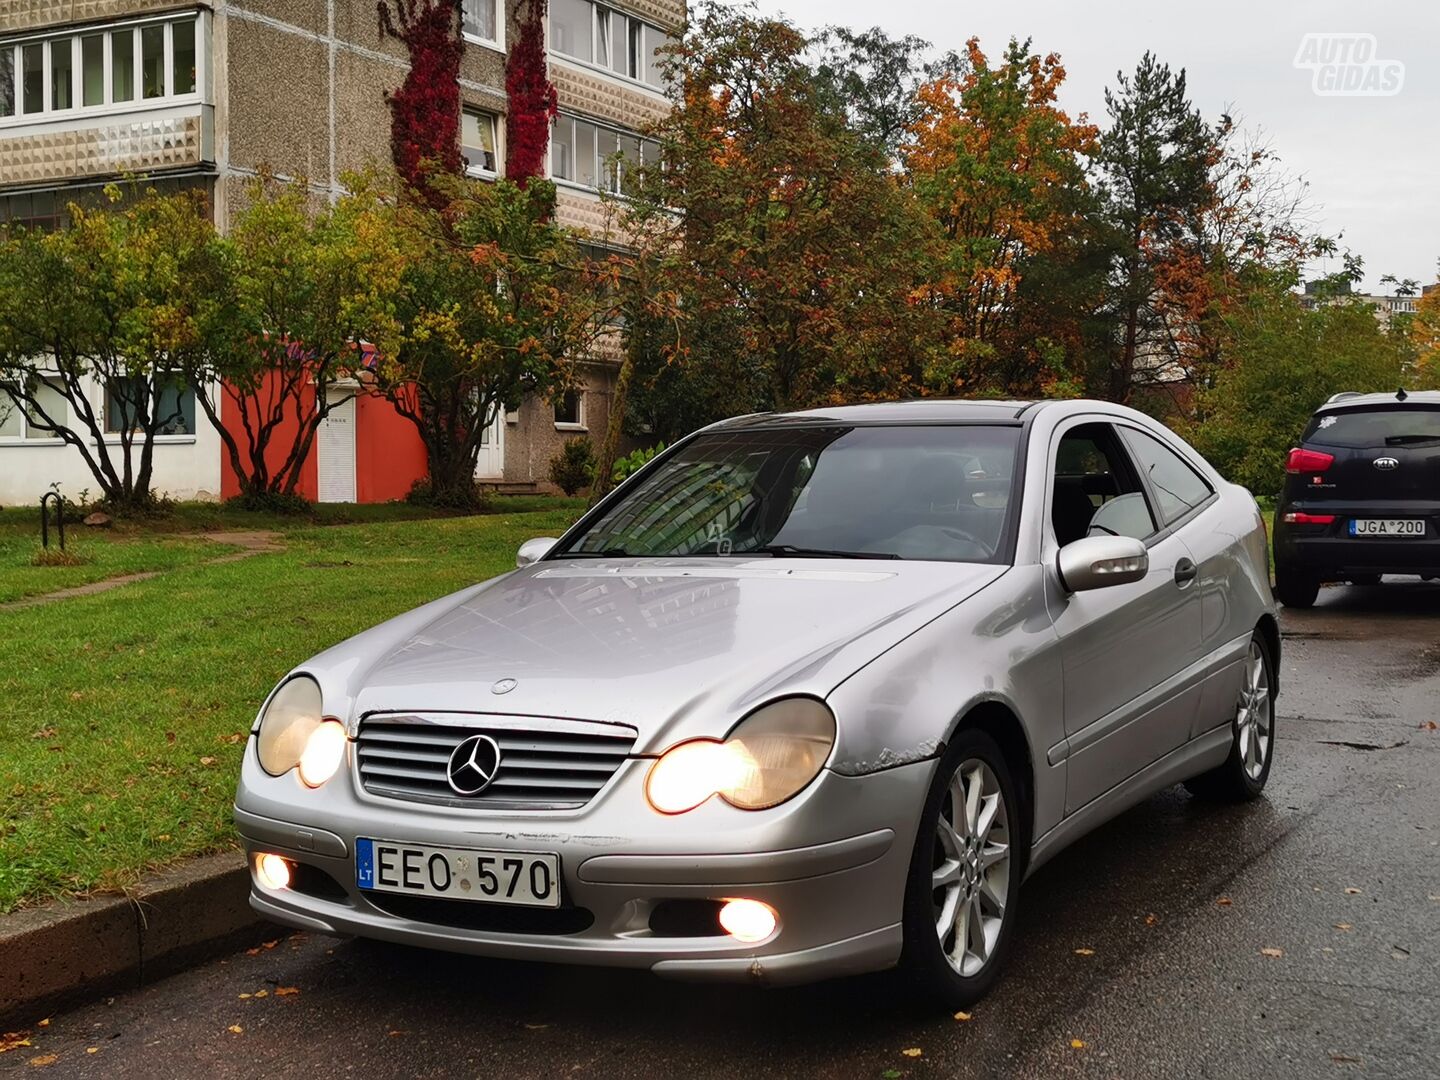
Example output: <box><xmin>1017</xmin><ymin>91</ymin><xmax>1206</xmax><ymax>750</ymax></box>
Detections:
<box><xmin>219</xmin><ymin>374</ymin><xmax>427</xmax><ymax>504</ymax></box>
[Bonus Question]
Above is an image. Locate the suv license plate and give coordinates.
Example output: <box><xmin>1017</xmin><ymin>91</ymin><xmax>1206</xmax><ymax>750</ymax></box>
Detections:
<box><xmin>356</xmin><ymin>839</ymin><xmax>561</xmax><ymax>908</ymax></box>
<box><xmin>1349</xmin><ymin>519</ymin><xmax>1425</xmax><ymax>538</ymax></box>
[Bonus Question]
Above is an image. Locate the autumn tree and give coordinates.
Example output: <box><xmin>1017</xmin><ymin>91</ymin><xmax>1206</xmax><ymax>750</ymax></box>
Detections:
<box><xmin>368</xmin><ymin>175</ymin><xmax>602</xmax><ymax>507</ymax></box>
<box><xmin>903</xmin><ymin>38</ymin><xmax>1101</xmax><ymax>397</ymax></box>
<box><xmin>627</xmin><ymin>4</ymin><xmax>940</xmax><ymax>416</ymax></box>
<box><xmin>379</xmin><ymin>0</ymin><xmax>465</xmax><ymax>205</ymax></box>
<box><xmin>182</xmin><ymin>175</ymin><xmax>407</xmax><ymax>505</ymax></box>
<box><xmin>0</xmin><ymin>187</ymin><xmax>219</xmax><ymax>511</ymax></box>
<box><xmin>1409</xmin><ymin>281</ymin><xmax>1440</xmax><ymax>388</ymax></box>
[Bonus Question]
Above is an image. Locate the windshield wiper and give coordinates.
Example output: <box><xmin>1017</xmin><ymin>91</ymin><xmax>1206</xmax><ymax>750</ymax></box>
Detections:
<box><xmin>1385</xmin><ymin>435</ymin><xmax>1440</xmax><ymax>446</ymax></box>
<box><xmin>749</xmin><ymin>544</ymin><xmax>900</xmax><ymax>560</ymax></box>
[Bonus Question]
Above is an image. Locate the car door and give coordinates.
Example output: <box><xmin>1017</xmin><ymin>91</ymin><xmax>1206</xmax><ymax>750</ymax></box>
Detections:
<box><xmin>1042</xmin><ymin>419</ymin><xmax>1203</xmax><ymax>815</ymax></box>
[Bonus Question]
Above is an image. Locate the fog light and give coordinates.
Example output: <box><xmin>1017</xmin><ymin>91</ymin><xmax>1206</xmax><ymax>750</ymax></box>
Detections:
<box><xmin>298</xmin><ymin>720</ymin><xmax>348</xmax><ymax>788</ymax></box>
<box><xmin>718</xmin><ymin>898</ymin><xmax>777</xmax><ymax>943</ymax></box>
<box><xmin>256</xmin><ymin>853</ymin><xmax>291</xmax><ymax>891</ymax></box>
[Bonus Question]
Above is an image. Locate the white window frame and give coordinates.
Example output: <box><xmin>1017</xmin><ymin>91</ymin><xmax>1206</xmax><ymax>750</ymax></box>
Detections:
<box><xmin>460</xmin><ymin>0</ymin><xmax>504</xmax><ymax>53</ymax></box>
<box><xmin>0</xmin><ymin>11</ymin><xmax>206</xmax><ymax>132</ymax></box>
<box><xmin>101</xmin><ymin>373</ymin><xmax>198</xmax><ymax>439</ymax></box>
<box><xmin>553</xmin><ymin>388</ymin><xmax>586</xmax><ymax>431</ymax></box>
<box><xmin>0</xmin><ymin>377</ymin><xmax>68</xmax><ymax>445</ymax></box>
<box><xmin>461</xmin><ymin>107</ymin><xmax>501</xmax><ymax>178</ymax></box>
<box><xmin>550</xmin><ymin>111</ymin><xmax>658</xmax><ymax>196</ymax></box>
<box><xmin>547</xmin><ymin>0</ymin><xmax>672</xmax><ymax>94</ymax></box>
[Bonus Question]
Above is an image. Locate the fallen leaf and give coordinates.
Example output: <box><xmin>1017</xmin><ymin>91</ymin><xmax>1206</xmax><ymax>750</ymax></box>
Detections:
<box><xmin>1071</xmin><ymin>1039</ymin><xmax>1087</xmax><ymax>1049</ymax></box>
<box><xmin>1144</xmin><ymin>913</ymin><xmax>1159</xmax><ymax>927</ymax></box>
<box><xmin>244</xmin><ymin>948</ymin><xmax>260</xmax><ymax>957</ymax></box>
<box><xmin>30</xmin><ymin>728</ymin><xmax>57</xmax><ymax>740</ymax></box>
<box><xmin>237</xmin><ymin>993</ymin><xmax>252</xmax><ymax>1000</ymax></box>
<box><xmin>0</xmin><ymin>1032</ymin><xmax>34</xmax><ymax>1054</ymax></box>
<box><xmin>1260</xmin><ymin>947</ymin><xmax>1283</xmax><ymax>958</ymax></box>
<box><xmin>28</xmin><ymin>1055</ymin><xmax>58</xmax><ymax>1067</ymax></box>
<box><xmin>953</xmin><ymin>1011</ymin><xmax>972</xmax><ymax>1021</ymax></box>
<box><xmin>275</xmin><ymin>987</ymin><xmax>299</xmax><ymax>997</ymax></box>
<box><xmin>1216</xmin><ymin>896</ymin><xmax>1233</xmax><ymax>906</ymax></box>
<box><xmin>199</xmin><ymin>756</ymin><xmax>218</xmax><ymax>767</ymax></box>
<box><xmin>1074</xmin><ymin>948</ymin><xmax>1095</xmax><ymax>956</ymax></box>
<box><xmin>228</xmin><ymin>1025</ymin><xmax>243</xmax><ymax>1035</ymax></box>
<box><xmin>262</xmin><ymin>940</ymin><xmax>279</xmax><ymax>950</ymax></box>
<box><xmin>1421</xmin><ymin>720</ymin><xmax>1437</xmax><ymax>731</ymax></box>
<box><xmin>901</xmin><ymin>1048</ymin><xmax>923</xmax><ymax>1058</ymax></box>
<box><xmin>156</xmin><ymin>835</ymin><xmax>171</xmax><ymax>843</ymax></box>
<box><xmin>253</xmin><ymin>990</ymin><xmax>268</xmax><ymax>999</ymax></box>
<box><xmin>86</xmin><ymin>1048</ymin><xmax>98</xmax><ymax>1055</ymax></box>
<box><xmin>1344</xmin><ymin>887</ymin><xmax>1361</xmax><ymax>895</ymax></box>
<box><xmin>1333</xmin><ymin>923</ymin><xmax>1352</xmax><ymax>931</ymax></box>
<box><xmin>35</xmin><ymin>1021</ymin><xmax>49</xmax><ymax>1029</ymax></box>
<box><xmin>387</xmin><ymin>1031</ymin><xmax>408</xmax><ymax>1038</ymax></box>
<box><xmin>218</xmin><ymin>733</ymin><xmax>246</xmax><ymax>745</ymax></box>
<box><xmin>1330</xmin><ymin>1053</ymin><xmax>1362</xmax><ymax>1064</ymax></box>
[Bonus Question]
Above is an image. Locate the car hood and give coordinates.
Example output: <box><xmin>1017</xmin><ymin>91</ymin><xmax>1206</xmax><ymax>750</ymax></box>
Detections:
<box><xmin>306</xmin><ymin>557</ymin><xmax>1007</xmax><ymax>752</ymax></box>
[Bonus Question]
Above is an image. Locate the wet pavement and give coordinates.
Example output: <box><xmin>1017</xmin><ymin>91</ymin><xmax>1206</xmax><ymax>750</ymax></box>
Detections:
<box><xmin>4</xmin><ymin>581</ymin><xmax>1437</xmax><ymax>1079</ymax></box>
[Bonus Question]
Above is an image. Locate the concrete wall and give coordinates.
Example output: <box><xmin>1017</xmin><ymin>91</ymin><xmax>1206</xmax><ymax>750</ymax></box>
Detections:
<box><xmin>0</xmin><ymin>375</ymin><xmax>223</xmax><ymax>506</ymax></box>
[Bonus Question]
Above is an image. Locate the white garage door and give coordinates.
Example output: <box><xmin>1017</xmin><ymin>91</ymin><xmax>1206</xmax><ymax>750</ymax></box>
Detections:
<box><xmin>317</xmin><ymin>392</ymin><xmax>357</xmax><ymax>503</ymax></box>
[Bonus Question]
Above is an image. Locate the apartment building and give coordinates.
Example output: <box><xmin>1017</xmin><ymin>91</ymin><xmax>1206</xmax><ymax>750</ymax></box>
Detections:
<box><xmin>0</xmin><ymin>0</ymin><xmax>680</xmax><ymax>505</ymax></box>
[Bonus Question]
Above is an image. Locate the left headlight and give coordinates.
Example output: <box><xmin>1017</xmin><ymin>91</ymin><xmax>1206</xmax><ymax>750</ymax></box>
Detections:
<box><xmin>256</xmin><ymin>675</ymin><xmax>347</xmax><ymax>788</ymax></box>
<box><xmin>645</xmin><ymin>697</ymin><xmax>836</xmax><ymax>814</ymax></box>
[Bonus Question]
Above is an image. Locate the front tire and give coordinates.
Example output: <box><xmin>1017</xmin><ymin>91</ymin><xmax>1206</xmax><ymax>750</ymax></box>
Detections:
<box><xmin>1274</xmin><ymin>562</ymin><xmax>1319</xmax><ymax>608</ymax></box>
<box><xmin>899</xmin><ymin>730</ymin><xmax>1022</xmax><ymax>1009</ymax></box>
<box><xmin>1185</xmin><ymin>633</ymin><xmax>1275</xmax><ymax>802</ymax></box>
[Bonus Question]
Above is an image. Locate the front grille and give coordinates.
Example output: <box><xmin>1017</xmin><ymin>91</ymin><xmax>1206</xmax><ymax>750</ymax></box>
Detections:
<box><xmin>356</xmin><ymin>714</ymin><xmax>638</xmax><ymax>810</ymax></box>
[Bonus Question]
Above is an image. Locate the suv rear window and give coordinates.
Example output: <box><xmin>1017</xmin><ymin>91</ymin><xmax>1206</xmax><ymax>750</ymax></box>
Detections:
<box><xmin>1303</xmin><ymin>406</ymin><xmax>1440</xmax><ymax>449</ymax></box>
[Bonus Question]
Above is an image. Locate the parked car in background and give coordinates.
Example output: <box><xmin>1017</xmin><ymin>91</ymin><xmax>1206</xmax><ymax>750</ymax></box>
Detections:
<box><xmin>1274</xmin><ymin>390</ymin><xmax>1440</xmax><ymax>608</ymax></box>
<box><xmin>235</xmin><ymin>399</ymin><xmax>1278</xmax><ymax>1008</ymax></box>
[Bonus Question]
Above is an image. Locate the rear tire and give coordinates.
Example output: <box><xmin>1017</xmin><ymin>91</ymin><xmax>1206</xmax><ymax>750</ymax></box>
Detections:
<box><xmin>1185</xmin><ymin>632</ymin><xmax>1275</xmax><ymax>802</ymax></box>
<box><xmin>899</xmin><ymin>730</ymin><xmax>1023</xmax><ymax>1010</ymax></box>
<box><xmin>1274</xmin><ymin>563</ymin><xmax>1319</xmax><ymax>608</ymax></box>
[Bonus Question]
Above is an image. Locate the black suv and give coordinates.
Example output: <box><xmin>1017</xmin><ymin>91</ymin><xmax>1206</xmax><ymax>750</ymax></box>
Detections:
<box><xmin>1274</xmin><ymin>390</ymin><xmax>1440</xmax><ymax>607</ymax></box>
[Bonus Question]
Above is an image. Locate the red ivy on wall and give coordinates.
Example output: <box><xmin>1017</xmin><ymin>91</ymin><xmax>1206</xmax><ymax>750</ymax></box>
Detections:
<box><xmin>505</xmin><ymin>0</ymin><xmax>558</xmax><ymax>187</ymax></box>
<box><xmin>378</xmin><ymin>0</ymin><xmax>465</xmax><ymax>205</ymax></box>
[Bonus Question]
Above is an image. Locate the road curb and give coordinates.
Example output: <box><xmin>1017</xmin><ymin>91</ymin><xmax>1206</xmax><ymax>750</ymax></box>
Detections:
<box><xmin>0</xmin><ymin>852</ymin><xmax>275</xmax><ymax>1026</ymax></box>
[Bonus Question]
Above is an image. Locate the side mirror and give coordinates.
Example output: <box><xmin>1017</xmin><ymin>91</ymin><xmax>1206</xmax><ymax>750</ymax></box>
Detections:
<box><xmin>516</xmin><ymin>537</ymin><xmax>558</xmax><ymax>568</ymax></box>
<box><xmin>1056</xmin><ymin>535</ymin><xmax>1148</xmax><ymax>593</ymax></box>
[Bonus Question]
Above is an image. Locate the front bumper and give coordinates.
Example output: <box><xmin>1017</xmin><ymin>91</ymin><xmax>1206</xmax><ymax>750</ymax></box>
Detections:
<box><xmin>234</xmin><ymin>745</ymin><xmax>930</xmax><ymax>986</ymax></box>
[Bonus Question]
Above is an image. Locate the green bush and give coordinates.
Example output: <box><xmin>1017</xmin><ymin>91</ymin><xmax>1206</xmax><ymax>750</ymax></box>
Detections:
<box><xmin>225</xmin><ymin>490</ymin><xmax>313</xmax><ymax>515</ymax></box>
<box><xmin>405</xmin><ymin>477</ymin><xmax>489</xmax><ymax>511</ymax></box>
<box><xmin>549</xmin><ymin>437</ymin><xmax>596</xmax><ymax>496</ymax></box>
<box><xmin>612</xmin><ymin>442</ymin><xmax>666</xmax><ymax>486</ymax></box>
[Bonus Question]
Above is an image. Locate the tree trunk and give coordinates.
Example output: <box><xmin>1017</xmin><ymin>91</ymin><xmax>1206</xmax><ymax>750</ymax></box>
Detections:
<box><xmin>589</xmin><ymin>351</ymin><xmax>634</xmax><ymax>505</ymax></box>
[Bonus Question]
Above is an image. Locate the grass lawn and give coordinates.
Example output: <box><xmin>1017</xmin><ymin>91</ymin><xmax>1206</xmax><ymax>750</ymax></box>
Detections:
<box><xmin>0</xmin><ymin>505</ymin><xmax>584</xmax><ymax>913</ymax></box>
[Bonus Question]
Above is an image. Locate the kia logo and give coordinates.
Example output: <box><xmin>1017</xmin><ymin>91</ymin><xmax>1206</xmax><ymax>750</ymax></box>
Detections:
<box><xmin>1373</xmin><ymin>457</ymin><xmax>1400</xmax><ymax>471</ymax></box>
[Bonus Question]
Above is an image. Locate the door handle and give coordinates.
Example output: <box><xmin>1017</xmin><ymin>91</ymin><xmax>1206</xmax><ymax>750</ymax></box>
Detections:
<box><xmin>1174</xmin><ymin>558</ymin><xmax>1198</xmax><ymax>588</ymax></box>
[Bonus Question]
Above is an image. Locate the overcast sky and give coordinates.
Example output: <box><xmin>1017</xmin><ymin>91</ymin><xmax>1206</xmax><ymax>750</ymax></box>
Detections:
<box><xmin>757</xmin><ymin>0</ymin><xmax>1438</xmax><ymax>293</ymax></box>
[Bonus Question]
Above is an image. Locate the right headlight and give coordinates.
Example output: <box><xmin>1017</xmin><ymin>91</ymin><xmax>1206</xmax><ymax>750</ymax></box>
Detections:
<box><xmin>645</xmin><ymin>697</ymin><xmax>836</xmax><ymax>814</ymax></box>
<box><xmin>255</xmin><ymin>675</ymin><xmax>346</xmax><ymax>787</ymax></box>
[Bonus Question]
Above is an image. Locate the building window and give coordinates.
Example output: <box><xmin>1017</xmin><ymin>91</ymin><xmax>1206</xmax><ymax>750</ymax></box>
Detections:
<box><xmin>0</xmin><ymin>14</ymin><xmax>203</xmax><ymax>128</ymax></box>
<box><xmin>461</xmin><ymin>0</ymin><xmax>500</xmax><ymax>46</ymax></box>
<box><xmin>0</xmin><ymin>379</ymin><xmax>68</xmax><ymax>441</ymax></box>
<box><xmin>104</xmin><ymin>376</ymin><xmax>196</xmax><ymax>437</ymax></box>
<box><xmin>551</xmin><ymin>113</ymin><xmax>657</xmax><ymax>194</ymax></box>
<box><xmin>549</xmin><ymin>0</ymin><xmax>674</xmax><ymax>90</ymax></box>
<box><xmin>554</xmin><ymin>389</ymin><xmax>584</xmax><ymax>429</ymax></box>
<box><xmin>462</xmin><ymin>109</ymin><xmax>499</xmax><ymax>176</ymax></box>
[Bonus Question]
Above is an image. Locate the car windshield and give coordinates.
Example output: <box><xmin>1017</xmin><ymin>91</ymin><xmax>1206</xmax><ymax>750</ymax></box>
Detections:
<box><xmin>1304</xmin><ymin>406</ymin><xmax>1440</xmax><ymax>448</ymax></box>
<box><xmin>559</xmin><ymin>424</ymin><xmax>1021</xmax><ymax>563</ymax></box>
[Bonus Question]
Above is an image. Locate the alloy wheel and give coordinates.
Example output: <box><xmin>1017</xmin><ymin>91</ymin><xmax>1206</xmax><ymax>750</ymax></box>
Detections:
<box><xmin>931</xmin><ymin>759</ymin><xmax>1011</xmax><ymax>976</ymax></box>
<box><xmin>1237</xmin><ymin>641</ymin><xmax>1272</xmax><ymax>782</ymax></box>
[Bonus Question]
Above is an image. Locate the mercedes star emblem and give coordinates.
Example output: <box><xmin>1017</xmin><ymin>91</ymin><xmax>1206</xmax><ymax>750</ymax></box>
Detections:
<box><xmin>446</xmin><ymin>733</ymin><xmax>503</xmax><ymax>796</ymax></box>
<box><xmin>491</xmin><ymin>677</ymin><xmax>518</xmax><ymax>695</ymax></box>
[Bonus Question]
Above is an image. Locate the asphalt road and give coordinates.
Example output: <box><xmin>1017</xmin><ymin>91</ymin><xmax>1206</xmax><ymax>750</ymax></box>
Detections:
<box><xmin>5</xmin><ymin>581</ymin><xmax>1438</xmax><ymax>1079</ymax></box>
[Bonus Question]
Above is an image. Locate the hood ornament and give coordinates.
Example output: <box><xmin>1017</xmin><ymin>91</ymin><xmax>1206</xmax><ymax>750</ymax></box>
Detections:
<box><xmin>491</xmin><ymin>677</ymin><xmax>518</xmax><ymax>695</ymax></box>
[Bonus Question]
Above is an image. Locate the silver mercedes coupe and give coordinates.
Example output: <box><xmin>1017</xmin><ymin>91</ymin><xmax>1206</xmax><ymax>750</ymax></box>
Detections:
<box><xmin>234</xmin><ymin>399</ymin><xmax>1278</xmax><ymax>1006</ymax></box>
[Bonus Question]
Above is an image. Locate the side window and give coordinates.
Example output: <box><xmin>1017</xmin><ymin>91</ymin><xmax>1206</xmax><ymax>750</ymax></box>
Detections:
<box><xmin>1120</xmin><ymin>427</ymin><xmax>1214</xmax><ymax>526</ymax></box>
<box><xmin>1051</xmin><ymin>423</ymin><xmax>1155</xmax><ymax>545</ymax></box>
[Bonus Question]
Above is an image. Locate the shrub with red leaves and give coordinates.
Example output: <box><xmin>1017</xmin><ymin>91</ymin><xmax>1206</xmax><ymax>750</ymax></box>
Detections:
<box><xmin>505</xmin><ymin>0</ymin><xmax>558</xmax><ymax>186</ymax></box>
<box><xmin>379</xmin><ymin>0</ymin><xmax>464</xmax><ymax>205</ymax></box>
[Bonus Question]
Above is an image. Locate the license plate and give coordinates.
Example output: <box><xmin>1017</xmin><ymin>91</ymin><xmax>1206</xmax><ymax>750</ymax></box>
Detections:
<box><xmin>1349</xmin><ymin>519</ymin><xmax>1425</xmax><ymax>538</ymax></box>
<box><xmin>356</xmin><ymin>838</ymin><xmax>560</xmax><ymax>908</ymax></box>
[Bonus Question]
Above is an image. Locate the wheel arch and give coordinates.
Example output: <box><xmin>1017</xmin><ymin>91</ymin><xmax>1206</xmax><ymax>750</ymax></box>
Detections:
<box><xmin>1256</xmin><ymin>613</ymin><xmax>1281</xmax><ymax>694</ymax></box>
<box><xmin>947</xmin><ymin>699</ymin><xmax>1036</xmax><ymax>874</ymax></box>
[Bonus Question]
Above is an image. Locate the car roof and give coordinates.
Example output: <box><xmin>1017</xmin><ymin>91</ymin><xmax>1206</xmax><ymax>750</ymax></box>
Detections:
<box><xmin>1317</xmin><ymin>390</ymin><xmax>1440</xmax><ymax>413</ymax></box>
<box><xmin>706</xmin><ymin>399</ymin><xmax>1051</xmax><ymax>429</ymax></box>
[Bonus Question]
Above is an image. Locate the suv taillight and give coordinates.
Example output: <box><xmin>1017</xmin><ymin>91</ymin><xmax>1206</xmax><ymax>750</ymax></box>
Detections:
<box><xmin>1285</xmin><ymin>447</ymin><xmax>1335</xmax><ymax>474</ymax></box>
